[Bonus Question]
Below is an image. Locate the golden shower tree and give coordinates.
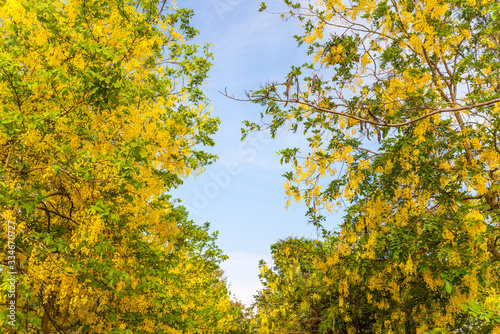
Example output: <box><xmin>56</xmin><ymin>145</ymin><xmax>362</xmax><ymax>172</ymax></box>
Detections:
<box><xmin>0</xmin><ymin>0</ymin><xmax>242</xmax><ymax>333</ymax></box>
<box><xmin>246</xmin><ymin>0</ymin><xmax>500</xmax><ymax>332</ymax></box>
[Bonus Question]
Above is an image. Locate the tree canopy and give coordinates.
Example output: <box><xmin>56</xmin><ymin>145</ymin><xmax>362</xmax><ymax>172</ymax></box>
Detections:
<box><xmin>0</xmin><ymin>0</ymin><xmax>243</xmax><ymax>332</ymax></box>
<box><xmin>2</xmin><ymin>0</ymin><xmax>500</xmax><ymax>332</ymax></box>
<box><xmin>244</xmin><ymin>0</ymin><xmax>500</xmax><ymax>332</ymax></box>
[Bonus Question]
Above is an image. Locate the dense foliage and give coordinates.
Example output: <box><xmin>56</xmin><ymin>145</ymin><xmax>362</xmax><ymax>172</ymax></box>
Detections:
<box><xmin>0</xmin><ymin>0</ymin><xmax>243</xmax><ymax>333</ymax></box>
<box><xmin>3</xmin><ymin>0</ymin><xmax>500</xmax><ymax>332</ymax></box>
<box><xmin>247</xmin><ymin>0</ymin><xmax>500</xmax><ymax>332</ymax></box>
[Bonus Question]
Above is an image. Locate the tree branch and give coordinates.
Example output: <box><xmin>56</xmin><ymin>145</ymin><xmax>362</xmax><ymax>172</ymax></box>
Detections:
<box><xmin>222</xmin><ymin>89</ymin><xmax>500</xmax><ymax>128</ymax></box>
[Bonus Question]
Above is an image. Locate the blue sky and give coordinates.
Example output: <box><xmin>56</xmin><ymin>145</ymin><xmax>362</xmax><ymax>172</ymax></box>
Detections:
<box><xmin>171</xmin><ymin>0</ymin><xmax>343</xmax><ymax>306</ymax></box>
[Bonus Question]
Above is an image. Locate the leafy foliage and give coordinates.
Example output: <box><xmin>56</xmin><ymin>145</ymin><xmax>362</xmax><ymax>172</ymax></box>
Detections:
<box><xmin>0</xmin><ymin>0</ymin><xmax>242</xmax><ymax>332</ymax></box>
<box><xmin>254</xmin><ymin>237</ymin><xmax>381</xmax><ymax>333</ymax></box>
<box><xmin>246</xmin><ymin>0</ymin><xmax>500</xmax><ymax>332</ymax></box>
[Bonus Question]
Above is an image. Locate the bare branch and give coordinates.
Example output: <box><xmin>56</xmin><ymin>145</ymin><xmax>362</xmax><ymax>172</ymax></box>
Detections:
<box><xmin>222</xmin><ymin>89</ymin><xmax>500</xmax><ymax>128</ymax></box>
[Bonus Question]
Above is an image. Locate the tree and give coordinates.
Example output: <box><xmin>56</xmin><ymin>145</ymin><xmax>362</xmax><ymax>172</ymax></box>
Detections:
<box><xmin>253</xmin><ymin>237</ymin><xmax>375</xmax><ymax>334</ymax></box>
<box><xmin>242</xmin><ymin>0</ymin><xmax>500</xmax><ymax>332</ymax></box>
<box><xmin>0</xmin><ymin>0</ymin><xmax>241</xmax><ymax>332</ymax></box>
<box><xmin>253</xmin><ymin>238</ymin><xmax>328</xmax><ymax>334</ymax></box>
